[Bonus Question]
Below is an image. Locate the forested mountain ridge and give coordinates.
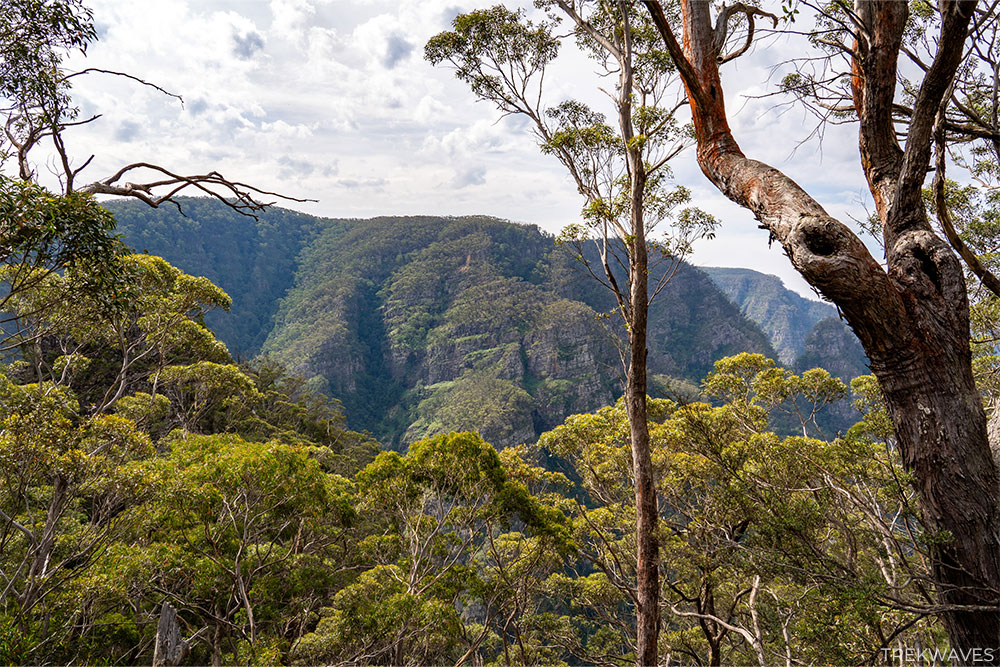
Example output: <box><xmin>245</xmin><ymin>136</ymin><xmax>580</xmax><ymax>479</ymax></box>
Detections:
<box><xmin>4</xmin><ymin>0</ymin><xmax>995</xmax><ymax>658</ymax></box>
<box><xmin>110</xmin><ymin>199</ymin><xmax>783</xmax><ymax>447</ymax></box>
<box><xmin>0</xmin><ymin>197</ymin><xmax>936</xmax><ymax>666</ymax></box>
<box><xmin>264</xmin><ymin>215</ymin><xmax>775</xmax><ymax>447</ymax></box>
<box><xmin>106</xmin><ymin>198</ymin><xmax>345</xmax><ymax>358</ymax></box>
<box><xmin>0</xmin><ymin>207</ymin><xmax>937</xmax><ymax>667</ymax></box>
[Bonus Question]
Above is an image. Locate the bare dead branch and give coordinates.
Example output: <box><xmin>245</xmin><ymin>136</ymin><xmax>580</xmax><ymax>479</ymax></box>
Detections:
<box><xmin>66</xmin><ymin>67</ymin><xmax>184</xmax><ymax>106</ymax></box>
<box><xmin>714</xmin><ymin>3</ymin><xmax>779</xmax><ymax>65</ymax></box>
<box><xmin>78</xmin><ymin>163</ymin><xmax>316</xmax><ymax>218</ymax></box>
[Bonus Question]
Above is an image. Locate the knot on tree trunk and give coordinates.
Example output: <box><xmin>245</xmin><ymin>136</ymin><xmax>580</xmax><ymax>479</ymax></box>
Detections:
<box><xmin>784</xmin><ymin>216</ymin><xmax>854</xmax><ymax>284</ymax></box>
<box><xmin>802</xmin><ymin>224</ymin><xmax>838</xmax><ymax>257</ymax></box>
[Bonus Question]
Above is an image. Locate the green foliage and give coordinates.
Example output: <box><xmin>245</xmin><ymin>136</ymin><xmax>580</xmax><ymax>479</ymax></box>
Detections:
<box><xmin>292</xmin><ymin>565</ymin><xmax>465</xmax><ymax>665</ymax></box>
<box><xmin>159</xmin><ymin>361</ymin><xmax>258</xmax><ymax>429</ymax></box>
<box><xmin>409</xmin><ymin>377</ymin><xmax>535</xmax><ymax>450</ymax></box>
<box><xmin>134</xmin><ymin>432</ymin><xmax>354</xmax><ymax>664</ymax></box>
<box><xmin>107</xmin><ymin>197</ymin><xmax>341</xmax><ymax>358</ymax></box>
<box><xmin>425</xmin><ymin>6</ymin><xmax>559</xmax><ymax>116</ymax></box>
<box><xmin>0</xmin><ymin>254</ymin><xmax>941</xmax><ymax>667</ymax></box>
<box><xmin>0</xmin><ymin>0</ymin><xmax>94</xmax><ymax>139</ymax></box>
<box><xmin>0</xmin><ymin>379</ymin><xmax>156</xmax><ymax>663</ymax></box>
<box><xmin>0</xmin><ymin>175</ymin><xmax>118</xmax><ymax>270</ymax></box>
<box><xmin>0</xmin><ymin>177</ymin><xmax>124</xmax><ymax>330</ymax></box>
<box><xmin>293</xmin><ymin>432</ymin><xmax>568</xmax><ymax>665</ymax></box>
<box><xmin>705</xmin><ymin>351</ymin><xmax>850</xmax><ymax>438</ymax></box>
<box><xmin>0</xmin><ymin>246</ymin><xmax>377</xmax><ymax>663</ymax></box>
<box><xmin>231</xmin><ymin>357</ymin><xmax>379</xmax><ymax>472</ymax></box>
<box><xmin>849</xmin><ymin>374</ymin><xmax>894</xmax><ymax>441</ymax></box>
<box><xmin>114</xmin><ymin>392</ymin><xmax>171</xmax><ymax>434</ymax></box>
<box><xmin>517</xmin><ymin>355</ymin><xmax>936</xmax><ymax>665</ymax></box>
<box><xmin>5</xmin><ymin>253</ymin><xmax>234</xmax><ymax>417</ymax></box>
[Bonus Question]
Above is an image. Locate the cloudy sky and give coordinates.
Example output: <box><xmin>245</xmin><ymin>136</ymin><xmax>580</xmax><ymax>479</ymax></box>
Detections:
<box><xmin>52</xmin><ymin>0</ymin><xmax>877</xmax><ymax>298</ymax></box>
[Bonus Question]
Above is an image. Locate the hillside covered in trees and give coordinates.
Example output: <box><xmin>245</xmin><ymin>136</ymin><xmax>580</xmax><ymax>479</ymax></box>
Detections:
<box><xmin>107</xmin><ymin>199</ymin><xmax>851</xmax><ymax>447</ymax></box>
<box><xmin>102</xmin><ymin>199</ymin><xmax>341</xmax><ymax>359</ymax></box>
<box><xmin>0</xmin><ymin>245</ymin><xmax>939</xmax><ymax>665</ymax></box>
<box><xmin>702</xmin><ymin>267</ymin><xmax>867</xmax><ymax>371</ymax></box>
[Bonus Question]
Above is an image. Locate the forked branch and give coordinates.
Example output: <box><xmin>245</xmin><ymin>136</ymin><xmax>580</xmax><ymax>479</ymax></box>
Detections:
<box><xmin>642</xmin><ymin>0</ymin><xmax>906</xmax><ymax>352</ymax></box>
<box><xmin>78</xmin><ymin>163</ymin><xmax>315</xmax><ymax>218</ymax></box>
<box><xmin>713</xmin><ymin>3</ymin><xmax>778</xmax><ymax>65</ymax></box>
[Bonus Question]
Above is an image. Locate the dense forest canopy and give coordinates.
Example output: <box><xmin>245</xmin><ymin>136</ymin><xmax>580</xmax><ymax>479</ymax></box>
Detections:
<box><xmin>0</xmin><ymin>246</ymin><xmax>943</xmax><ymax>663</ymax></box>
<box><xmin>0</xmin><ymin>206</ymin><xmax>960</xmax><ymax>664</ymax></box>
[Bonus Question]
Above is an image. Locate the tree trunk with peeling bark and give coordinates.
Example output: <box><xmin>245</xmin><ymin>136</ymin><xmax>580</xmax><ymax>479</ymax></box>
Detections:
<box><xmin>643</xmin><ymin>0</ymin><xmax>1000</xmax><ymax>653</ymax></box>
<box><xmin>614</xmin><ymin>14</ymin><xmax>660</xmax><ymax>662</ymax></box>
<box><xmin>627</xmin><ymin>175</ymin><xmax>659</xmax><ymax>667</ymax></box>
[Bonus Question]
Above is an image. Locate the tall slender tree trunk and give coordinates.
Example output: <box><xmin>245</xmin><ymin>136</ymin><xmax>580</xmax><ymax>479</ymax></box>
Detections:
<box><xmin>615</xmin><ymin>6</ymin><xmax>660</xmax><ymax>659</ymax></box>
<box><xmin>211</xmin><ymin>624</ymin><xmax>222</xmax><ymax>667</ymax></box>
<box><xmin>628</xmin><ymin>172</ymin><xmax>659</xmax><ymax>667</ymax></box>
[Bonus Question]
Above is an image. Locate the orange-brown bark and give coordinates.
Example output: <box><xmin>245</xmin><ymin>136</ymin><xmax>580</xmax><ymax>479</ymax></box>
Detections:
<box><xmin>645</xmin><ymin>0</ymin><xmax>1000</xmax><ymax>654</ymax></box>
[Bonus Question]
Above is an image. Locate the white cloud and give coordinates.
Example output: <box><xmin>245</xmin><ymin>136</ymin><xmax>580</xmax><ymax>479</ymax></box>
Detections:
<box><xmin>32</xmin><ymin>0</ymin><xmax>881</xmax><ymax>300</ymax></box>
<box><xmin>269</xmin><ymin>0</ymin><xmax>317</xmax><ymax>37</ymax></box>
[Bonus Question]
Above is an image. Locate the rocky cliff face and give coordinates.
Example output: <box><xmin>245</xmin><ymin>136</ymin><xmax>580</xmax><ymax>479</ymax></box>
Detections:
<box><xmin>703</xmin><ymin>267</ymin><xmax>872</xmax><ymax>436</ymax></box>
<box><xmin>702</xmin><ymin>267</ymin><xmax>836</xmax><ymax>365</ymax></box>
<box><xmin>107</xmin><ymin>198</ymin><xmax>340</xmax><ymax>358</ymax></box>
<box><xmin>795</xmin><ymin>317</ymin><xmax>870</xmax><ymax>382</ymax></box>
<box><xmin>263</xmin><ymin>217</ymin><xmax>775</xmax><ymax>448</ymax></box>
<box><xmin>545</xmin><ymin>250</ymin><xmax>777</xmax><ymax>383</ymax></box>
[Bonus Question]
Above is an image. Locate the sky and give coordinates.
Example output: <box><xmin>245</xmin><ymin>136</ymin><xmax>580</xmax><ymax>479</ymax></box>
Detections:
<box><xmin>50</xmin><ymin>0</ymin><xmax>879</xmax><ymax>299</ymax></box>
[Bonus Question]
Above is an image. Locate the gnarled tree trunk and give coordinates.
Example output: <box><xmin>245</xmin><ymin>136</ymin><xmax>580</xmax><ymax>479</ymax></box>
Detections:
<box><xmin>644</xmin><ymin>0</ymin><xmax>1000</xmax><ymax>653</ymax></box>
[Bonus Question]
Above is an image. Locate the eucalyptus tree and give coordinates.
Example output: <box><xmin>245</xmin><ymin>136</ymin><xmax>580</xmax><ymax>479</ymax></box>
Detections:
<box><xmin>426</xmin><ymin>5</ymin><xmax>716</xmax><ymax>662</ymax></box>
<box><xmin>0</xmin><ymin>0</ymin><xmax>307</xmax><ymax>342</ymax></box>
<box><xmin>642</xmin><ymin>0</ymin><xmax>1000</xmax><ymax>652</ymax></box>
<box><xmin>136</xmin><ymin>432</ymin><xmax>350</xmax><ymax>666</ymax></box>
<box><xmin>291</xmin><ymin>431</ymin><xmax>567</xmax><ymax>666</ymax></box>
<box><xmin>0</xmin><ymin>178</ymin><xmax>121</xmax><ymax>336</ymax></box>
<box><xmin>0</xmin><ymin>378</ymin><xmax>155</xmax><ymax>661</ymax></box>
<box><xmin>5</xmin><ymin>254</ymin><xmax>232</xmax><ymax>415</ymax></box>
<box><xmin>528</xmin><ymin>356</ymin><xmax>938</xmax><ymax>665</ymax></box>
